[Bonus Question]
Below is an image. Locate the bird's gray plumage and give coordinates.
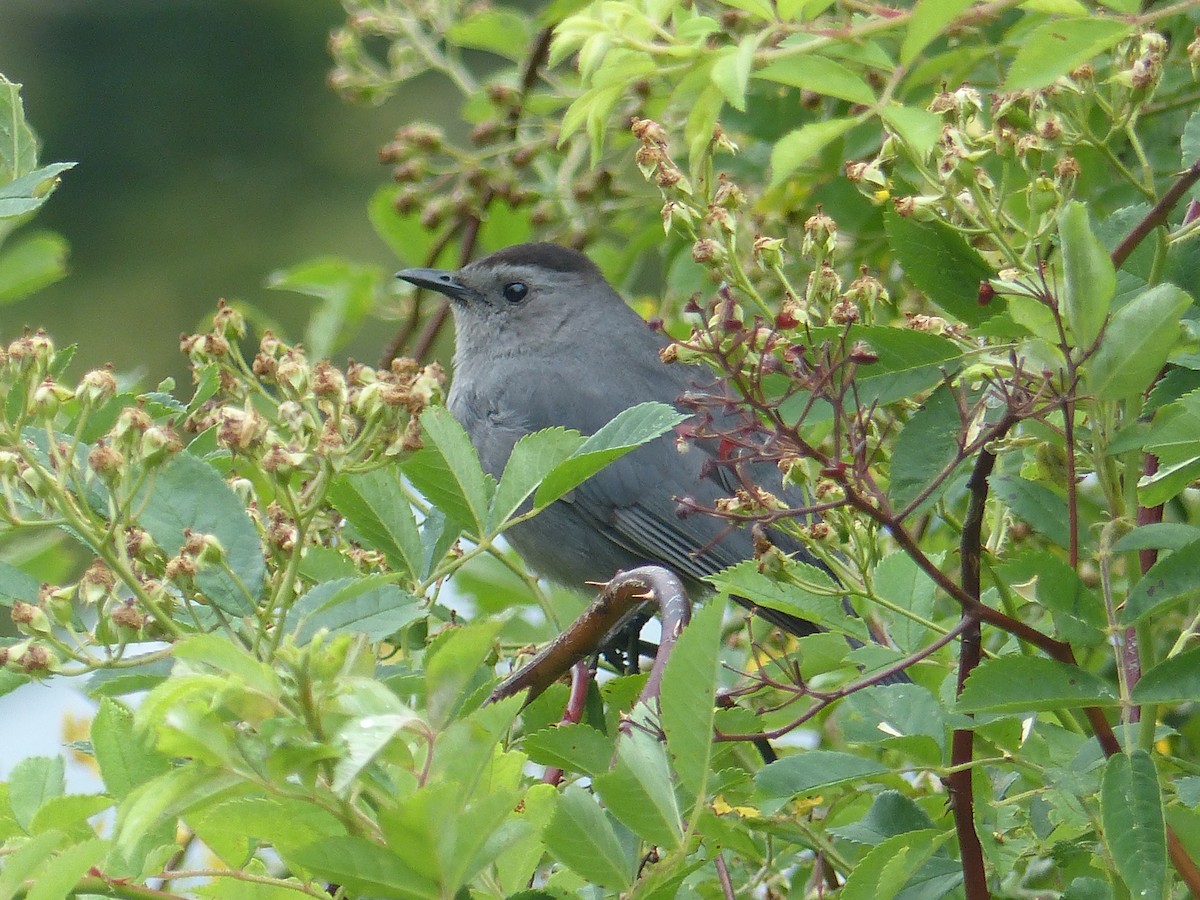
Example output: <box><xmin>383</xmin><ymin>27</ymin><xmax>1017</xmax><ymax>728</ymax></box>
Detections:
<box><xmin>397</xmin><ymin>242</ymin><xmax>822</xmax><ymax>637</ymax></box>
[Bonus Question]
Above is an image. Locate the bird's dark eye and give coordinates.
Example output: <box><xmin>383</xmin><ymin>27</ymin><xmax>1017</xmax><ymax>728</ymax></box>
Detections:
<box><xmin>502</xmin><ymin>282</ymin><xmax>528</xmax><ymax>304</ymax></box>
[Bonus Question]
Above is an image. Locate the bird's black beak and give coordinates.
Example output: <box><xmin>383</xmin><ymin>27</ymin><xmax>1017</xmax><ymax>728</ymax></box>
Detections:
<box><xmin>395</xmin><ymin>267</ymin><xmax>478</xmax><ymax>303</ymax></box>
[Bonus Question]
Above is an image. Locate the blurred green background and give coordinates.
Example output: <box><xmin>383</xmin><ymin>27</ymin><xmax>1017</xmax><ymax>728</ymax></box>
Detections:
<box><xmin>0</xmin><ymin>0</ymin><xmax>433</xmax><ymax>385</ymax></box>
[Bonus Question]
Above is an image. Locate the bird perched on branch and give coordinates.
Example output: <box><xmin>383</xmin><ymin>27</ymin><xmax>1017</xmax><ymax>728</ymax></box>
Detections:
<box><xmin>397</xmin><ymin>242</ymin><xmax>839</xmax><ymax>641</ymax></box>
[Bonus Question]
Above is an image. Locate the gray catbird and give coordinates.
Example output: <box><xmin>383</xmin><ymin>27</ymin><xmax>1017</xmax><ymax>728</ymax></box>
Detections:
<box><xmin>397</xmin><ymin>242</ymin><xmax>831</xmax><ymax>640</ymax></box>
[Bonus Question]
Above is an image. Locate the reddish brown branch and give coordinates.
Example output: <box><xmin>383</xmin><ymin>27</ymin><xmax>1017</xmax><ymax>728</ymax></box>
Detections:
<box><xmin>488</xmin><ymin>566</ymin><xmax>691</xmax><ymax>708</ymax></box>
<box><xmin>1111</xmin><ymin>158</ymin><xmax>1200</xmax><ymax>269</ymax></box>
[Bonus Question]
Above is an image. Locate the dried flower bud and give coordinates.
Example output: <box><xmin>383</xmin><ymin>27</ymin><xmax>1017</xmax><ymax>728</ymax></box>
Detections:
<box><xmin>80</xmin><ymin>560</ymin><xmax>115</xmax><ymax>605</ymax></box>
<box><xmin>217</xmin><ymin>405</ymin><xmax>267</xmax><ymax>452</ymax></box>
<box><xmin>830</xmin><ymin>297</ymin><xmax>860</xmax><ymax>325</ymax></box>
<box><xmin>88</xmin><ymin>441</ymin><xmax>124</xmax><ymax>480</ymax></box>
<box><xmin>109</xmin><ymin>601</ymin><xmax>146</xmax><ymax>632</ymax></box>
<box><xmin>802</xmin><ymin>209</ymin><xmax>838</xmax><ymax>258</ymax></box>
<box><xmin>18</xmin><ymin>644</ymin><xmax>55</xmax><ymax>674</ymax></box>
<box><xmin>631</xmin><ymin>118</ymin><xmax>668</xmax><ymax>145</ymax></box>
<box><xmin>848</xmin><ymin>341</ymin><xmax>878</xmax><ymax>364</ymax></box>
<box><xmin>140</xmin><ymin>425</ymin><xmax>182</xmax><ymax>465</ymax></box>
<box><xmin>692</xmin><ymin>239</ymin><xmax>723</xmax><ymax>264</ymax></box>
<box><xmin>712</xmin><ymin>175</ymin><xmax>745</xmax><ymax>210</ymax></box>
<box><xmin>165</xmin><ymin>554</ymin><xmax>197</xmax><ymax>582</ymax></box>
<box><xmin>12</xmin><ymin>600</ymin><xmax>50</xmax><ymax>636</ymax></box>
<box><xmin>76</xmin><ymin>367</ymin><xmax>118</xmax><ymax>404</ymax></box>
<box><xmin>32</xmin><ymin>378</ymin><xmax>73</xmax><ymax>416</ymax></box>
<box><xmin>213</xmin><ymin>299</ymin><xmax>246</xmax><ymax>339</ymax></box>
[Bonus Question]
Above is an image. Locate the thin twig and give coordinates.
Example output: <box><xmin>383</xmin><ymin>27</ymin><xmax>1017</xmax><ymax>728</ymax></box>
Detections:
<box><xmin>1111</xmin><ymin>158</ymin><xmax>1200</xmax><ymax>269</ymax></box>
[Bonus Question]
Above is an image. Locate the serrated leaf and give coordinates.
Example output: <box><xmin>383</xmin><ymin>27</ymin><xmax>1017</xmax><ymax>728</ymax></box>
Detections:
<box><xmin>0</xmin><ymin>558</ymin><xmax>41</xmax><ymax>607</ymax></box>
<box><xmin>840</xmin><ymin>829</ymin><xmax>943</xmax><ymax>900</ymax></box>
<box><xmin>490</xmin><ymin>427</ymin><xmax>584</xmax><ymax>529</ymax></box>
<box><xmin>136</xmin><ymin>452</ymin><xmax>265</xmax><ymax>614</ymax></box>
<box><xmin>880</xmin><ymin>105</ymin><xmax>942</xmax><ymax>159</ymax></box>
<box><xmin>661</xmin><ymin>598</ymin><xmax>723</xmax><ymax>798</ymax></box>
<box><xmin>0</xmin><ymin>75</ymin><xmax>38</xmax><ymax>182</ymax></box>
<box><xmin>709</xmin><ymin>559</ymin><xmax>867</xmax><ymax>641</ymax></box>
<box><xmin>756</xmin><ymin>750</ymin><xmax>888</xmax><ymax>798</ymax></box>
<box><xmin>1142</xmin><ymin>390</ymin><xmax>1200</xmax><ymax>464</ymax></box>
<box><xmin>544</xmin><ymin>786</ymin><xmax>635</xmax><ymax>889</ymax></box>
<box><xmin>889</xmin><ymin>384</ymin><xmax>964</xmax><ymax>511</ymax></box>
<box><xmin>24</xmin><ymin>837</ymin><xmax>109</xmax><ymax>900</ymax></box>
<box><xmin>1089</xmin><ymin>283</ymin><xmax>1190</xmax><ymax>400</ymax></box>
<box><xmin>1122</xmin><ymin>539</ymin><xmax>1200</xmax><ymax>625</ymax></box>
<box><xmin>594</xmin><ymin>728</ymin><xmax>683</xmax><ymax>848</ymax></box>
<box><xmin>0</xmin><ymin>830</ymin><xmax>67</xmax><ymax>900</ymax></box>
<box><xmin>287</xmin><ymin>576</ymin><xmax>424</xmax><ymax>644</ymax></box>
<box><xmin>957</xmin><ymin>656</ymin><xmax>1118</xmax><ymax>712</ymax></box>
<box><xmin>29</xmin><ymin>794</ymin><xmax>113</xmax><ymax>838</ymax></box>
<box><xmin>1058</xmin><ymin>201</ymin><xmax>1115</xmax><ymax>349</ymax></box>
<box><xmin>403</xmin><ymin>405</ymin><xmax>494</xmax><ymax>532</ymax></box>
<box><xmin>770</xmin><ymin>117</ymin><xmax>858</xmax><ymax>186</ymax></box>
<box><xmin>91</xmin><ymin>698</ymin><xmax>170</xmax><ymax>800</ymax></box>
<box><xmin>885</xmin><ymin>209</ymin><xmax>993</xmax><ymax>326</ymax></box>
<box><xmin>1113</xmin><ymin>522</ymin><xmax>1200</xmax><ymax>554</ymax></box>
<box><xmin>1138</xmin><ymin>457</ymin><xmax>1200</xmax><ymax>507</ymax></box>
<box><xmin>328</xmin><ymin>469</ymin><xmax>425</xmax><ymax>580</ymax></box>
<box><xmin>9</xmin><ymin>755</ymin><xmax>64</xmax><ymax>832</ymax></box>
<box><xmin>900</xmin><ymin>0</ymin><xmax>974</xmax><ymax>64</ymax></box>
<box><xmin>290</xmin><ymin>835</ymin><xmax>440</xmax><ymax>899</ymax></box>
<box><xmin>1004</xmin><ymin>17</ymin><xmax>1131</xmax><ymax>91</ymax></box>
<box><xmin>1102</xmin><ymin>750</ymin><xmax>1166</xmax><ymax>899</ymax></box>
<box><xmin>756</xmin><ymin>54</ymin><xmax>874</xmax><ymax>105</ymax></box>
<box><xmin>173</xmin><ymin>633</ymin><xmax>282</xmax><ymax>697</ymax></box>
<box><xmin>710</xmin><ymin>36</ymin><xmax>758</xmax><ymax>112</ymax></box>
<box><xmin>828</xmin><ymin>790</ymin><xmax>934</xmax><ymax>846</ymax></box>
<box><xmin>446</xmin><ymin>9</ymin><xmax>532</xmax><ymax>61</ymax></box>
<box><xmin>1132</xmin><ymin>648</ymin><xmax>1200</xmax><ymax>704</ymax></box>
<box><xmin>991</xmin><ymin>475</ymin><xmax>1073</xmax><ymax>550</ymax></box>
<box><xmin>533</xmin><ymin>402</ymin><xmax>685</xmax><ymax>508</ymax></box>
<box><xmin>523</xmin><ymin>723</ymin><xmax>614</xmax><ymax>777</ymax></box>
<box><xmin>333</xmin><ymin>710</ymin><xmax>423</xmax><ymax>794</ymax></box>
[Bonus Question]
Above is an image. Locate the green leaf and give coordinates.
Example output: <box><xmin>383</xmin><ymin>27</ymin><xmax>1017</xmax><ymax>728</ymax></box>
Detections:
<box><xmin>524</xmin><ymin>723</ymin><xmax>614</xmax><ymax>777</ymax></box>
<box><xmin>86</xmin><ymin>655</ymin><xmax>173</xmax><ymax>698</ymax></box>
<box><xmin>1004</xmin><ymin>17</ymin><xmax>1132</xmax><ymax>91</ymax></box>
<box><xmin>24</xmin><ymin>837</ymin><xmax>109</xmax><ymax>900</ymax></box>
<box><xmin>91</xmin><ymin>698</ymin><xmax>170</xmax><ymax>800</ymax></box>
<box><xmin>266</xmin><ymin>257</ymin><xmax>381</xmax><ymax>360</ymax></box>
<box><xmin>1138</xmin><ymin>456</ymin><xmax>1200</xmax><ymax>508</ymax></box>
<box><xmin>489</xmin><ymin>427</ymin><xmax>584</xmax><ymax>529</ymax></box>
<box><xmin>1142</xmin><ymin>390</ymin><xmax>1200</xmax><ymax>464</ymax></box>
<box><xmin>873</xmin><ymin>551</ymin><xmax>939</xmax><ymax>653</ymax></box>
<box><xmin>1122</xmin><ymin>539</ymin><xmax>1200</xmax><ymax>625</ymax></box>
<box><xmin>0</xmin><ymin>230</ymin><xmax>69</xmax><ymax>304</ymax></box>
<box><xmin>116</xmin><ymin>766</ymin><xmax>242</xmax><ymax>858</ymax></box>
<box><xmin>756</xmin><ymin>750</ymin><xmax>888</xmax><ymax>798</ymax></box>
<box><xmin>889</xmin><ymin>384</ymin><xmax>964</xmax><ymax>511</ymax></box>
<box><xmin>755</xmin><ymin>55</ymin><xmax>875</xmax><ymax>105</ymax></box>
<box><xmin>781</xmin><ymin>325</ymin><xmax>964</xmax><ymax>423</ymax></box>
<box><xmin>660</xmin><ymin>598</ymin><xmax>723</xmax><ymax>798</ymax></box>
<box><xmin>991</xmin><ymin>475</ymin><xmax>1073</xmax><ymax>550</ymax></box>
<box><xmin>1132</xmin><ymin>648</ymin><xmax>1200</xmax><ymax>704</ymax></box>
<box><xmin>718</xmin><ymin>0</ymin><xmax>776</xmax><ymax>20</ymax></box>
<box><xmin>1102</xmin><ymin>750</ymin><xmax>1166</xmax><ymax>899</ymax></box>
<box><xmin>1058</xmin><ymin>201</ymin><xmax>1115</xmax><ymax>349</ymax></box>
<box><xmin>328</xmin><ymin>469</ymin><xmax>425</xmax><ymax>580</ymax></box>
<box><xmin>544</xmin><ymin>786</ymin><xmax>635</xmax><ymax>889</ymax></box>
<box><xmin>957</xmin><ymin>656</ymin><xmax>1118</xmax><ymax>712</ymax></box>
<box><xmin>446</xmin><ymin>9</ymin><xmax>532</xmax><ymax>61</ymax></box>
<box><xmin>885</xmin><ymin>209</ymin><xmax>993</xmax><ymax>325</ymax></box>
<box><xmin>291</xmin><ymin>835</ymin><xmax>440</xmax><ymax>899</ymax></box>
<box><xmin>880</xmin><ymin>105</ymin><xmax>942</xmax><ymax>159</ymax></box>
<box><xmin>29</xmin><ymin>794</ymin><xmax>113</xmax><ymax>839</ymax></box>
<box><xmin>424</xmin><ymin>620</ymin><xmax>504</xmax><ymax>728</ymax></box>
<box><xmin>0</xmin><ymin>831</ymin><xmax>67</xmax><ymax>900</ymax></box>
<box><xmin>1089</xmin><ymin>283</ymin><xmax>1190</xmax><ymax>400</ymax></box>
<box><xmin>710</xmin><ymin>35</ymin><xmax>758</xmax><ymax>112</ymax></box>
<box><xmin>0</xmin><ymin>74</ymin><xmax>38</xmax><ymax>182</ymax></box>
<box><xmin>770</xmin><ymin>117</ymin><xmax>858</xmax><ymax>186</ymax></box>
<box><xmin>0</xmin><ymin>162</ymin><xmax>75</xmax><ymax>219</ymax></box>
<box><xmin>594</xmin><ymin>728</ymin><xmax>683</xmax><ymax>848</ymax></box>
<box><xmin>173</xmin><ymin>633</ymin><xmax>283</xmax><ymax>697</ymax></box>
<box><xmin>403</xmin><ymin>405</ymin><xmax>494</xmax><ymax>532</ymax></box>
<box><xmin>900</xmin><ymin>0</ymin><xmax>974</xmax><ymax>64</ymax></box>
<box><xmin>287</xmin><ymin>576</ymin><xmax>424</xmax><ymax>644</ymax></box>
<box><xmin>840</xmin><ymin>829</ymin><xmax>943</xmax><ymax>900</ymax></box>
<box><xmin>9</xmin><ymin>755</ymin><xmax>64</xmax><ymax>832</ymax></box>
<box><xmin>1183</xmin><ymin>111</ymin><xmax>1200</xmax><ymax>170</ymax></box>
<box><xmin>0</xmin><ymin>558</ymin><xmax>41</xmax><ymax>607</ymax></box>
<box><xmin>709</xmin><ymin>559</ymin><xmax>868</xmax><ymax>641</ymax></box>
<box><xmin>1112</xmin><ymin>522</ymin><xmax>1200</xmax><ymax>554</ymax></box>
<box><xmin>333</xmin><ymin>709</ymin><xmax>423</xmax><ymax>794</ymax></box>
<box><xmin>533</xmin><ymin>402</ymin><xmax>685</xmax><ymax>508</ymax></box>
<box><xmin>828</xmin><ymin>790</ymin><xmax>935</xmax><ymax>846</ymax></box>
<box><xmin>136</xmin><ymin>452</ymin><xmax>265</xmax><ymax>614</ymax></box>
